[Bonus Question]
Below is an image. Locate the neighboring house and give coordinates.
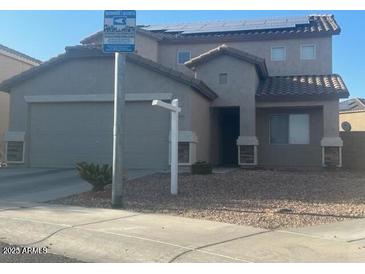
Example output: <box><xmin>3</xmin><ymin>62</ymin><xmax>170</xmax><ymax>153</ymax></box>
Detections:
<box><xmin>0</xmin><ymin>44</ymin><xmax>41</xmax><ymax>160</ymax></box>
<box><xmin>0</xmin><ymin>15</ymin><xmax>349</xmax><ymax>169</ymax></box>
<box><xmin>339</xmin><ymin>98</ymin><xmax>365</xmax><ymax>131</ymax></box>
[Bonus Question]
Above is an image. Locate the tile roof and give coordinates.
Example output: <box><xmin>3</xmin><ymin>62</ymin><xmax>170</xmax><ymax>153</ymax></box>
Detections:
<box><xmin>257</xmin><ymin>74</ymin><xmax>349</xmax><ymax>99</ymax></box>
<box><xmin>0</xmin><ymin>45</ymin><xmax>217</xmax><ymax>101</ymax></box>
<box><xmin>144</xmin><ymin>15</ymin><xmax>340</xmax><ymax>42</ymax></box>
<box><xmin>185</xmin><ymin>44</ymin><xmax>268</xmax><ymax>78</ymax></box>
<box><xmin>339</xmin><ymin>98</ymin><xmax>365</xmax><ymax>112</ymax></box>
<box><xmin>80</xmin><ymin>15</ymin><xmax>340</xmax><ymax>45</ymax></box>
<box><xmin>0</xmin><ymin>44</ymin><xmax>41</xmax><ymax>65</ymax></box>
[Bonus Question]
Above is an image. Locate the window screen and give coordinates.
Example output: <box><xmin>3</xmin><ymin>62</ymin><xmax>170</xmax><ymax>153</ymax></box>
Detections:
<box><xmin>301</xmin><ymin>45</ymin><xmax>316</xmax><ymax>60</ymax></box>
<box><xmin>289</xmin><ymin>114</ymin><xmax>309</xmax><ymax>144</ymax></box>
<box><xmin>271</xmin><ymin>47</ymin><xmax>286</xmax><ymax>61</ymax></box>
<box><xmin>270</xmin><ymin>115</ymin><xmax>289</xmax><ymax>144</ymax></box>
<box><xmin>177</xmin><ymin>51</ymin><xmax>191</xmax><ymax>64</ymax></box>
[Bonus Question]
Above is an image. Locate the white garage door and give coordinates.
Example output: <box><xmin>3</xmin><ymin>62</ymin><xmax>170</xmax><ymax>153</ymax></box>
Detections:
<box><xmin>29</xmin><ymin>101</ymin><xmax>169</xmax><ymax>170</ymax></box>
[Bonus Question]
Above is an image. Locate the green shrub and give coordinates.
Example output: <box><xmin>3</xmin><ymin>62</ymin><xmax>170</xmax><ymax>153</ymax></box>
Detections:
<box><xmin>76</xmin><ymin>162</ymin><xmax>112</xmax><ymax>192</ymax></box>
<box><xmin>191</xmin><ymin>161</ymin><xmax>212</xmax><ymax>175</ymax></box>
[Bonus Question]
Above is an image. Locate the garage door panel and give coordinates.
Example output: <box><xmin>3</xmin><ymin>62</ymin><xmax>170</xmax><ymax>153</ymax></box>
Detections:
<box><xmin>29</xmin><ymin>101</ymin><xmax>169</xmax><ymax>169</ymax></box>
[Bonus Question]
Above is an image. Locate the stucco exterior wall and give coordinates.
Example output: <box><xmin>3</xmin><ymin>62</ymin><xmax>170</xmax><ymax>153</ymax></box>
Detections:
<box><xmin>0</xmin><ymin>53</ymin><xmax>34</xmax><ymax>160</ymax></box>
<box><xmin>256</xmin><ymin>107</ymin><xmax>323</xmax><ymax>167</ymax></box>
<box><xmin>8</xmin><ymin>56</ymin><xmax>209</xmax><ymax>168</ymax></box>
<box><xmin>194</xmin><ymin>55</ymin><xmax>259</xmax><ymax>137</ymax></box>
<box><xmin>339</xmin><ymin>111</ymin><xmax>365</xmax><ymax>131</ymax></box>
<box><xmin>85</xmin><ymin>32</ymin><xmax>159</xmax><ymax>62</ymax></box>
<box><xmin>189</xmin><ymin>90</ymin><xmax>211</xmax><ymax>163</ymax></box>
<box><xmin>158</xmin><ymin>36</ymin><xmax>332</xmax><ymax>77</ymax></box>
<box><xmin>135</xmin><ymin>34</ymin><xmax>159</xmax><ymax>62</ymax></box>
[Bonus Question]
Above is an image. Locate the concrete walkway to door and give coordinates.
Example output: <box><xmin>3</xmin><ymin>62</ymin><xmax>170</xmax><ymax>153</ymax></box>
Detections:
<box><xmin>0</xmin><ymin>201</ymin><xmax>364</xmax><ymax>263</ymax></box>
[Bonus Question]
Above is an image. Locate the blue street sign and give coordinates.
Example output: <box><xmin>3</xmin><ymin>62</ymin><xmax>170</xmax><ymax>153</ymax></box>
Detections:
<box><xmin>103</xmin><ymin>10</ymin><xmax>136</xmax><ymax>53</ymax></box>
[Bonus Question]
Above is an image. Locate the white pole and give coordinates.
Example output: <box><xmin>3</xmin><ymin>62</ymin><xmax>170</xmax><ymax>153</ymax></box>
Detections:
<box><xmin>112</xmin><ymin>52</ymin><xmax>126</xmax><ymax>208</ymax></box>
<box><xmin>170</xmin><ymin>99</ymin><xmax>179</xmax><ymax>195</ymax></box>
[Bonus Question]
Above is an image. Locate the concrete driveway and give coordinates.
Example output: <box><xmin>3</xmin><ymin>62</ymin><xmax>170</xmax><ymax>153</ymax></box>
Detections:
<box><xmin>0</xmin><ymin>167</ymin><xmax>91</xmax><ymax>202</ymax></box>
<box><xmin>0</xmin><ymin>167</ymin><xmax>154</xmax><ymax>203</ymax></box>
<box><xmin>0</xmin><ymin>202</ymin><xmax>364</xmax><ymax>263</ymax></box>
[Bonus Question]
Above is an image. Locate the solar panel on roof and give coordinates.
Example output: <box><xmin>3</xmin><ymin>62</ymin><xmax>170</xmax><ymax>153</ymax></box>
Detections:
<box><xmin>140</xmin><ymin>15</ymin><xmax>310</xmax><ymax>34</ymax></box>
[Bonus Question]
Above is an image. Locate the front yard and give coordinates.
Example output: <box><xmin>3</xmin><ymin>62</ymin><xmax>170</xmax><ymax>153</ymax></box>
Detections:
<box><xmin>50</xmin><ymin>169</ymin><xmax>365</xmax><ymax>229</ymax></box>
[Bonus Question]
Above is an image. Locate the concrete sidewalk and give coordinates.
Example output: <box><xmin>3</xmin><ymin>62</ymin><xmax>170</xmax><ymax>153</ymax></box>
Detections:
<box><xmin>0</xmin><ymin>202</ymin><xmax>364</xmax><ymax>263</ymax></box>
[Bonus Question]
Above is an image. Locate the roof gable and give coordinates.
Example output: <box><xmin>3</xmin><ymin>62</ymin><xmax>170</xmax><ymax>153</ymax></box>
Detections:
<box><xmin>185</xmin><ymin>45</ymin><xmax>268</xmax><ymax>78</ymax></box>
<box><xmin>0</xmin><ymin>45</ymin><xmax>217</xmax><ymax>101</ymax></box>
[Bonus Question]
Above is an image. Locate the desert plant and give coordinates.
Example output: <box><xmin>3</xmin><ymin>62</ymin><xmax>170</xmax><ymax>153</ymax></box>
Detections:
<box><xmin>191</xmin><ymin>161</ymin><xmax>212</xmax><ymax>175</ymax></box>
<box><xmin>76</xmin><ymin>162</ymin><xmax>112</xmax><ymax>192</ymax></box>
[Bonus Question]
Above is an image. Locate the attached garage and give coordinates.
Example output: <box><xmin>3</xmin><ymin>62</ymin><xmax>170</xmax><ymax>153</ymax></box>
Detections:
<box><xmin>28</xmin><ymin>100</ymin><xmax>169</xmax><ymax>169</ymax></box>
<box><xmin>0</xmin><ymin>46</ymin><xmax>216</xmax><ymax>170</ymax></box>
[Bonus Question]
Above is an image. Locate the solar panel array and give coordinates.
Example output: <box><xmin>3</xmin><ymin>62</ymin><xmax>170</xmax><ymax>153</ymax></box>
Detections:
<box><xmin>141</xmin><ymin>16</ymin><xmax>310</xmax><ymax>35</ymax></box>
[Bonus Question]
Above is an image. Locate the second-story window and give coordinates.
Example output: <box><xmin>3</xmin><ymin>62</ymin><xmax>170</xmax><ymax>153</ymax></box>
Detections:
<box><xmin>271</xmin><ymin>46</ymin><xmax>286</xmax><ymax>61</ymax></box>
<box><xmin>301</xmin><ymin>44</ymin><xmax>316</xmax><ymax>60</ymax></box>
<box><xmin>177</xmin><ymin>51</ymin><xmax>191</xmax><ymax>65</ymax></box>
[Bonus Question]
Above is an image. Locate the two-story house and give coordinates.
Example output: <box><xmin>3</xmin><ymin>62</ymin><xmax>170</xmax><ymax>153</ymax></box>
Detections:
<box><xmin>0</xmin><ymin>14</ymin><xmax>349</xmax><ymax>169</ymax></box>
<box><xmin>0</xmin><ymin>44</ymin><xmax>41</xmax><ymax>161</ymax></box>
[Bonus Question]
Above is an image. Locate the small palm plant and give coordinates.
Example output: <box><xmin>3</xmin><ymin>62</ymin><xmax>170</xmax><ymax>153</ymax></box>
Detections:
<box><xmin>76</xmin><ymin>162</ymin><xmax>112</xmax><ymax>192</ymax></box>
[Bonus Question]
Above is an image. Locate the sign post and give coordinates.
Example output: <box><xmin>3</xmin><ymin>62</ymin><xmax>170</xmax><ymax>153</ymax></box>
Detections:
<box><xmin>152</xmin><ymin>99</ymin><xmax>181</xmax><ymax>195</ymax></box>
<box><xmin>103</xmin><ymin>10</ymin><xmax>136</xmax><ymax>208</ymax></box>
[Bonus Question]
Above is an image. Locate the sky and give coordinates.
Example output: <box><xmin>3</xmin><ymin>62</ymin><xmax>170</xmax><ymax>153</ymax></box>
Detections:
<box><xmin>0</xmin><ymin>10</ymin><xmax>364</xmax><ymax>98</ymax></box>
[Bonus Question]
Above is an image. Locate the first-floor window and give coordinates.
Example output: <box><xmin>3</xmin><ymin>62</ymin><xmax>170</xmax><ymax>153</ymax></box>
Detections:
<box><xmin>270</xmin><ymin>114</ymin><xmax>309</xmax><ymax>144</ymax></box>
<box><xmin>6</xmin><ymin>141</ymin><xmax>25</xmax><ymax>163</ymax></box>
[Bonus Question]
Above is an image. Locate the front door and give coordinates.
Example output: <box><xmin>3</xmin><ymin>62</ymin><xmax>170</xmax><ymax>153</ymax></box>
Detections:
<box><xmin>220</xmin><ymin>107</ymin><xmax>240</xmax><ymax>166</ymax></box>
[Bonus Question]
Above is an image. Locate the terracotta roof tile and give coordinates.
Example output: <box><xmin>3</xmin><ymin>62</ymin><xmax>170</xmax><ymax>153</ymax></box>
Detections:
<box><xmin>257</xmin><ymin>74</ymin><xmax>349</xmax><ymax>99</ymax></box>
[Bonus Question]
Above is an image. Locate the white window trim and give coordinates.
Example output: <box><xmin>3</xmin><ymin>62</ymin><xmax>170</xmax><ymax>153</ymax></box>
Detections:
<box><xmin>176</xmin><ymin>50</ymin><xmax>191</xmax><ymax>65</ymax></box>
<box><xmin>271</xmin><ymin>46</ymin><xmax>286</xmax><ymax>61</ymax></box>
<box><xmin>5</xmin><ymin>141</ymin><xmax>25</xmax><ymax>164</ymax></box>
<box><xmin>300</xmin><ymin>44</ymin><xmax>316</xmax><ymax>60</ymax></box>
<box><xmin>269</xmin><ymin>113</ymin><xmax>310</xmax><ymax>145</ymax></box>
<box><xmin>24</xmin><ymin>93</ymin><xmax>173</xmax><ymax>103</ymax></box>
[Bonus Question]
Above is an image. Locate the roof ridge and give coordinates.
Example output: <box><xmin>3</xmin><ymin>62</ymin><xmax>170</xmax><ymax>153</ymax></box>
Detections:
<box><xmin>185</xmin><ymin>44</ymin><xmax>267</xmax><ymax>78</ymax></box>
<box><xmin>0</xmin><ymin>44</ymin><xmax>41</xmax><ymax>65</ymax></box>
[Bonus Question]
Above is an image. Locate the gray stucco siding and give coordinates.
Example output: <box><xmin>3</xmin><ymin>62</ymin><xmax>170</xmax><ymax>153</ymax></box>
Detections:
<box><xmin>189</xmin><ymin>90</ymin><xmax>211</xmax><ymax>163</ymax></box>
<box><xmin>256</xmin><ymin>107</ymin><xmax>323</xmax><ymax>167</ymax></box>
<box><xmin>194</xmin><ymin>55</ymin><xmax>258</xmax><ymax>137</ymax></box>
<box><xmin>158</xmin><ymin>36</ymin><xmax>332</xmax><ymax>77</ymax></box>
<box><xmin>7</xmin><ymin>55</ymin><xmax>210</xmax><ymax>169</ymax></box>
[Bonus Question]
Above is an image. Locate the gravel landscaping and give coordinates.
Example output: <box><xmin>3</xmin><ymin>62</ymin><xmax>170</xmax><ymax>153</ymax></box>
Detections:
<box><xmin>49</xmin><ymin>169</ymin><xmax>365</xmax><ymax>229</ymax></box>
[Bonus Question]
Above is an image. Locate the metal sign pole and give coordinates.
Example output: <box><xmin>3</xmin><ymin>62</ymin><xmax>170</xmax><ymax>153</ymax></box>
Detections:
<box><xmin>112</xmin><ymin>52</ymin><xmax>126</xmax><ymax>208</ymax></box>
<box><xmin>104</xmin><ymin>10</ymin><xmax>136</xmax><ymax>208</ymax></box>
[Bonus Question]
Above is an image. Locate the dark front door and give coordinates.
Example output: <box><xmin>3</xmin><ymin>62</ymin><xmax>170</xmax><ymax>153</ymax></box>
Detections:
<box><xmin>220</xmin><ymin>107</ymin><xmax>240</xmax><ymax>166</ymax></box>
